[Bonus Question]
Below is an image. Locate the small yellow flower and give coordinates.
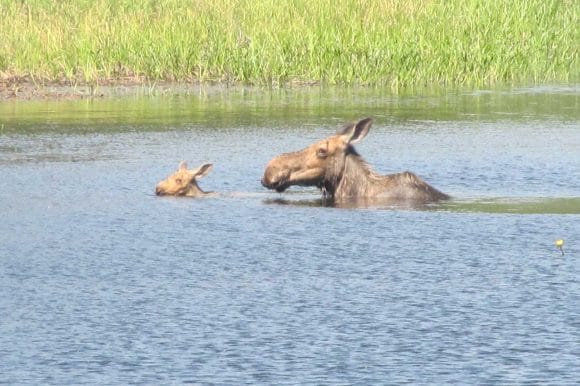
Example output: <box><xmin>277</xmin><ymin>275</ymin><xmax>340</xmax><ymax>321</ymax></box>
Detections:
<box><xmin>555</xmin><ymin>239</ymin><xmax>565</xmax><ymax>255</ymax></box>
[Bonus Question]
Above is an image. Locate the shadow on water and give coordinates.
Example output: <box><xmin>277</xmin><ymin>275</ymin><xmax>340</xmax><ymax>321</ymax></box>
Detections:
<box><xmin>263</xmin><ymin>195</ymin><xmax>580</xmax><ymax>214</ymax></box>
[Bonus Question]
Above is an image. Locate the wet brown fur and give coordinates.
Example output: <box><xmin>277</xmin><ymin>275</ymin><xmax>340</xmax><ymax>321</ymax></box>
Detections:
<box><xmin>155</xmin><ymin>161</ymin><xmax>214</xmax><ymax>197</ymax></box>
<box><xmin>262</xmin><ymin>118</ymin><xmax>449</xmax><ymax>202</ymax></box>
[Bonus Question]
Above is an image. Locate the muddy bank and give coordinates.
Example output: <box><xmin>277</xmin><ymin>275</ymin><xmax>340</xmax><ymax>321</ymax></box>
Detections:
<box><xmin>0</xmin><ymin>76</ymin><xmax>325</xmax><ymax>101</ymax></box>
<box><xmin>0</xmin><ymin>76</ymin><xmax>218</xmax><ymax>101</ymax></box>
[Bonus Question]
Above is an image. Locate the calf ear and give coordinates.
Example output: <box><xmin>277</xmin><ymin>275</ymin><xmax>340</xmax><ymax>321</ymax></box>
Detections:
<box><xmin>178</xmin><ymin>161</ymin><xmax>188</xmax><ymax>170</ymax></box>
<box><xmin>193</xmin><ymin>163</ymin><xmax>213</xmax><ymax>178</ymax></box>
<box><xmin>340</xmin><ymin>117</ymin><xmax>373</xmax><ymax>144</ymax></box>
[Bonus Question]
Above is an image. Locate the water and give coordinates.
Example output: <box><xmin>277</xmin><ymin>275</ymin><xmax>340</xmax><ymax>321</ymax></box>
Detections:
<box><xmin>1</xmin><ymin>85</ymin><xmax>579</xmax><ymax>384</ymax></box>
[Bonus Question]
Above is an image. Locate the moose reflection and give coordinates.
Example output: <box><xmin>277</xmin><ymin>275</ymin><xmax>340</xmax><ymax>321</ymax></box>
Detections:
<box><xmin>155</xmin><ymin>161</ymin><xmax>214</xmax><ymax>197</ymax></box>
<box><xmin>262</xmin><ymin>118</ymin><xmax>449</xmax><ymax>203</ymax></box>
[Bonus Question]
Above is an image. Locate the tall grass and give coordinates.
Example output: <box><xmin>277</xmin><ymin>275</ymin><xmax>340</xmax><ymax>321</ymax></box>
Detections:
<box><xmin>0</xmin><ymin>0</ymin><xmax>577</xmax><ymax>88</ymax></box>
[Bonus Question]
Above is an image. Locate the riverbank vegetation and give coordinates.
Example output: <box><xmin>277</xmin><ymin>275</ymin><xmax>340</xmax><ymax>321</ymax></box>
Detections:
<box><xmin>0</xmin><ymin>0</ymin><xmax>577</xmax><ymax>89</ymax></box>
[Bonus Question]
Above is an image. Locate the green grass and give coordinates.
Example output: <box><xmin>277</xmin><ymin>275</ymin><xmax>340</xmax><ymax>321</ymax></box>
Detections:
<box><xmin>0</xmin><ymin>0</ymin><xmax>577</xmax><ymax>88</ymax></box>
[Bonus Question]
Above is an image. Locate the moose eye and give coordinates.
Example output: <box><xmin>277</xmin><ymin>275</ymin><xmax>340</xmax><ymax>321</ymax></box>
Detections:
<box><xmin>316</xmin><ymin>148</ymin><xmax>328</xmax><ymax>158</ymax></box>
<box><xmin>175</xmin><ymin>178</ymin><xmax>183</xmax><ymax>184</ymax></box>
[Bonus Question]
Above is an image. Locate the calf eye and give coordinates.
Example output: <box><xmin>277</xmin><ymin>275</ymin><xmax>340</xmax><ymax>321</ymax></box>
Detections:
<box><xmin>316</xmin><ymin>148</ymin><xmax>328</xmax><ymax>158</ymax></box>
<box><xmin>175</xmin><ymin>178</ymin><xmax>183</xmax><ymax>184</ymax></box>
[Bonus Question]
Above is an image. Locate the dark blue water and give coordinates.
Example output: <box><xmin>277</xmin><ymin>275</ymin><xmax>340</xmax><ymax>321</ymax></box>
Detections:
<box><xmin>1</xmin><ymin>86</ymin><xmax>579</xmax><ymax>384</ymax></box>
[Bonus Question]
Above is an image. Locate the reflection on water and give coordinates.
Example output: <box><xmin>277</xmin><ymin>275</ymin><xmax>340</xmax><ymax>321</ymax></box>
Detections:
<box><xmin>263</xmin><ymin>196</ymin><xmax>334</xmax><ymax>208</ymax></box>
<box><xmin>0</xmin><ymin>84</ymin><xmax>578</xmax><ymax>134</ymax></box>
<box><xmin>442</xmin><ymin>197</ymin><xmax>580</xmax><ymax>215</ymax></box>
<box><xmin>263</xmin><ymin>195</ymin><xmax>445</xmax><ymax>211</ymax></box>
<box><xmin>264</xmin><ymin>195</ymin><xmax>580</xmax><ymax>214</ymax></box>
<box><xmin>0</xmin><ymin>85</ymin><xmax>579</xmax><ymax>384</ymax></box>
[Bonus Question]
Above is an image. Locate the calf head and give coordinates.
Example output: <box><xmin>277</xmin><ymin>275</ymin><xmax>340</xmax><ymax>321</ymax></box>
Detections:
<box><xmin>155</xmin><ymin>161</ymin><xmax>213</xmax><ymax>197</ymax></box>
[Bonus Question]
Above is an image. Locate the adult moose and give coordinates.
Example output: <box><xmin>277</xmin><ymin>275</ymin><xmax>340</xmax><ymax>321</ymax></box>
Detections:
<box><xmin>261</xmin><ymin>118</ymin><xmax>449</xmax><ymax>203</ymax></box>
<box><xmin>155</xmin><ymin>161</ymin><xmax>214</xmax><ymax>197</ymax></box>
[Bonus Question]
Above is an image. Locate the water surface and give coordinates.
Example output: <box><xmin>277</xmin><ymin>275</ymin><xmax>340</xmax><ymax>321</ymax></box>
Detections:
<box><xmin>1</xmin><ymin>85</ymin><xmax>579</xmax><ymax>384</ymax></box>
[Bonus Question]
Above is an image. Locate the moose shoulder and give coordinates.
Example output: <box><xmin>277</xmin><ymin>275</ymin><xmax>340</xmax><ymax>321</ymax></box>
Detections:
<box><xmin>261</xmin><ymin>118</ymin><xmax>449</xmax><ymax>202</ymax></box>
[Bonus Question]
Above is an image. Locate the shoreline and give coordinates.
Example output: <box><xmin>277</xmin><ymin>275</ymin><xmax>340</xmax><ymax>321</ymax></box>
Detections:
<box><xmin>1</xmin><ymin>75</ymin><xmax>578</xmax><ymax>102</ymax></box>
<box><xmin>2</xmin><ymin>1</ymin><xmax>576</xmax><ymax>101</ymax></box>
<box><xmin>0</xmin><ymin>76</ymin><xmax>328</xmax><ymax>101</ymax></box>
<box><xmin>0</xmin><ymin>76</ymin><xmax>193</xmax><ymax>101</ymax></box>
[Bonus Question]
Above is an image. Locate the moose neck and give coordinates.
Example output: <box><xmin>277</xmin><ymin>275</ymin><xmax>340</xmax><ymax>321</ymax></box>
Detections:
<box><xmin>322</xmin><ymin>150</ymin><xmax>382</xmax><ymax>198</ymax></box>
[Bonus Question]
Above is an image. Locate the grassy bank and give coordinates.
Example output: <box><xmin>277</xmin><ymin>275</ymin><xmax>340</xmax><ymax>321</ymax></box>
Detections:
<box><xmin>0</xmin><ymin>0</ymin><xmax>577</xmax><ymax>88</ymax></box>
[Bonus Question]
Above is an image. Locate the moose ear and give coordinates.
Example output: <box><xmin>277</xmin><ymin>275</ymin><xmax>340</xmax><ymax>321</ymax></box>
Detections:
<box><xmin>340</xmin><ymin>117</ymin><xmax>373</xmax><ymax>144</ymax></box>
<box><xmin>178</xmin><ymin>161</ymin><xmax>188</xmax><ymax>170</ymax></box>
<box><xmin>193</xmin><ymin>163</ymin><xmax>213</xmax><ymax>178</ymax></box>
